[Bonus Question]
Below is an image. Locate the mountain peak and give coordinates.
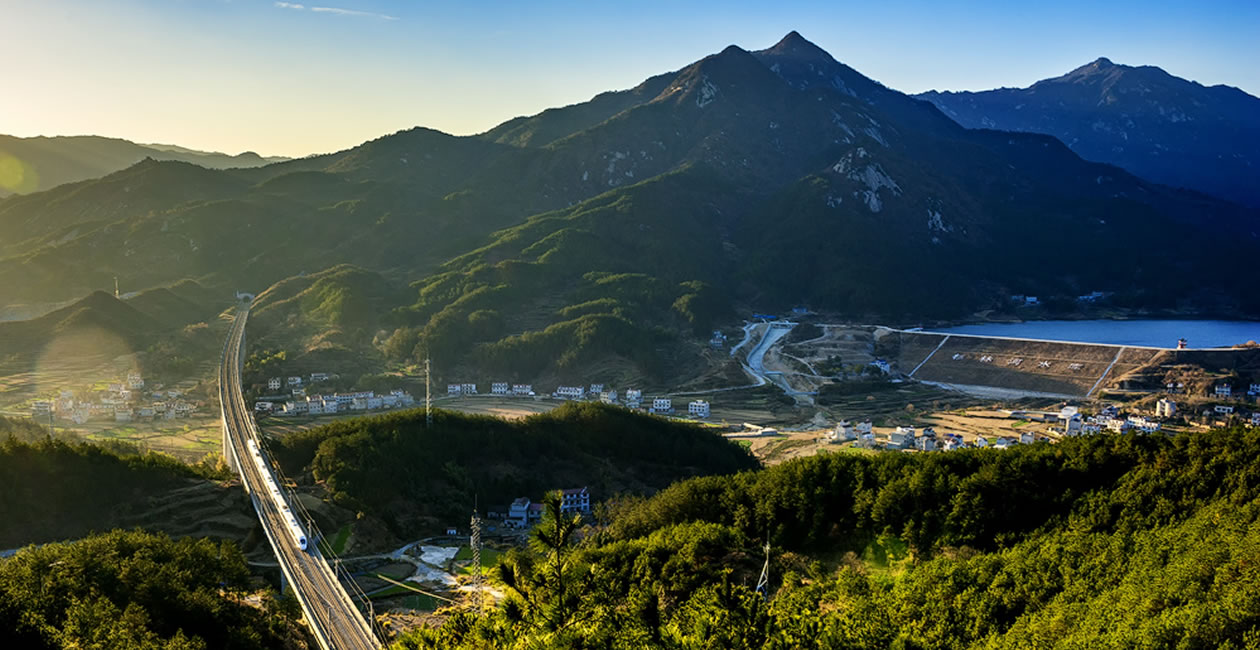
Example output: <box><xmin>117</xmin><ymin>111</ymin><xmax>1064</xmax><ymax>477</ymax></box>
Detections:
<box><xmin>765</xmin><ymin>30</ymin><xmax>830</xmax><ymax>60</ymax></box>
<box><xmin>1092</xmin><ymin>57</ymin><xmax>1114</xmax><ymax>68</ymax></box>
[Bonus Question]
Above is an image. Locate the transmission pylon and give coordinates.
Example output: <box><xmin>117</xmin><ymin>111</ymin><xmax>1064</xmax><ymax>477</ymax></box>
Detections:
<box><xmin>425</xmin><ymin>357</ymin><xmax>433</xmax><ymax>428</ymax></box>
<box><xmin>755</xmin><ymin>538</ymin><xmax>771</xmax><ymax>599</ymax></box>
<box><xmin>470</xmin><ymin>505</ymin><xmax>483</xmax><ymax>612</ymax></box>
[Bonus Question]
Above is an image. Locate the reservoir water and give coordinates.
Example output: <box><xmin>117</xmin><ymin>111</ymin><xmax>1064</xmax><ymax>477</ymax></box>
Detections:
<box><xmin>926</xmin><ymin>320</ymin><xmax>1260</xmax><ymax>349</ymax></box>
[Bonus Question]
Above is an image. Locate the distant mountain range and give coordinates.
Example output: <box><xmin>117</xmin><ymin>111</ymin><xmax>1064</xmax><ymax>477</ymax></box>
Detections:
<box><xmin>1</xmin><ymin>32</ymin><xmax>1256</xmax><ymax>383</ymax></box>
<box><xmin>919</xmin><ymin>58</ymin><xmax>1260</xmax><ymax>207</ymax></box>
<box><xmin>0</xmin><ymin>134</ymin><xmax>288</xmax><ymax>197</ymax></box>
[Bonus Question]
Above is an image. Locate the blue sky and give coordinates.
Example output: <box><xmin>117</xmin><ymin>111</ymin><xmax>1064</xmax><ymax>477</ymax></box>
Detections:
<box><xmin>3</xmin><ymin>0</ymin><xmax>1256</xmax><ymax>157</ymax></box>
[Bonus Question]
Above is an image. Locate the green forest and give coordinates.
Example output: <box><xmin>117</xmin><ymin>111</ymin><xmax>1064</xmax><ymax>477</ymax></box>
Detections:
<box><xmin>0</xmin><ymin>420</ymin><xmax>224</xmax><ymax>548</ymax></box>
<box><xmin>0</xmin><ymin>530</ymin><xmax>308</xmax><ymax>649</ymax></box>
<box><xmin>271</xmin><ymin>402</ymin><xmax>758</xmax><ymax>536</ymax></box>
<box><xmin>398</xmin><ymin>427</ymin><xmax>1260</xmax><ymax>649</ymax></box>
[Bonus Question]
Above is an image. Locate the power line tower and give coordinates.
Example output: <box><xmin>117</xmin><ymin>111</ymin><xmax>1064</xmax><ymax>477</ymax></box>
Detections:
<box><xmin>425</xmin><ymin>357</ymin><xmax>433</xmax><ymax>428</ymax></box>
<box><xmin>470</xmin><ymin>505</ymin><xmax>483</xmax><ymax>612</ymax></box>
<box><xmin>755</xmin><ymin>538</ymin><xmax>771</xmax><ymax>599</ymax></box>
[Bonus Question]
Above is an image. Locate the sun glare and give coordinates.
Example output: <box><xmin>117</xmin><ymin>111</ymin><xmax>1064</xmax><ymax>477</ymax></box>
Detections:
<box><xmin>0</xmin><ymin>150</ymin><xmax>39</xmax><ymax>193</ymax></box>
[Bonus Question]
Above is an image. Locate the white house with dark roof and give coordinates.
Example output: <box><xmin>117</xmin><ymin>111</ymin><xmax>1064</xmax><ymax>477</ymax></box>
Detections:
<box><xmin>491</xmin><ymin>382</ymin><xmax>510</xmax><ymax>395</ymax></box>
<box><xmin>688</xmin><ymin>400</ymin><xmax>710</xmax><ymax>418</ymax></box>
<box><xmin>560</xmin><ymin>487</ymin><xmax>591</xmax><ymax>515</ymax></box>
<box><xmin>651</xmin><ymin>398</ymin><xmax>672</xmax><ymax>414</ymax></box>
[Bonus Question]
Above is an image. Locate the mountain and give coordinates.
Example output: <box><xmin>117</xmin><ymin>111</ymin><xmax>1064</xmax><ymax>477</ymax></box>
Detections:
<box><xmin>0</xmin><ymin>281</ymin><xmax>224</xmax><ymax>363</ymax></box>
<box><xmin>0</xmin><ymin>133</ymin><xmax>287</xmax><ymax>197</ymax></box>
<box><xmin>0</xmin><ymin>33</ymin><xmax>1256</xmax><ymax>383</ymax></box>
<box><xmin>918</xmin><ymin>58</ymin><xmax>1260</xmax><ymax>207</ymax></box>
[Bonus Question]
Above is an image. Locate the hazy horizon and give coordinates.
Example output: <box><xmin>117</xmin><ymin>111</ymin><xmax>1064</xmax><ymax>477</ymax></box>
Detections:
<box><xmin>4</xmin><ymin>0</ymin><xmax>1257</xmax><ymax>158</ymax></box>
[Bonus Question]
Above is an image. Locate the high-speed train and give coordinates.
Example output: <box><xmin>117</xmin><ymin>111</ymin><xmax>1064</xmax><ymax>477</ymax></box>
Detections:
<box><xmin>247</xmin><ymin>438</ymin><xmax>309</xmax><ymax>551</ymax></box>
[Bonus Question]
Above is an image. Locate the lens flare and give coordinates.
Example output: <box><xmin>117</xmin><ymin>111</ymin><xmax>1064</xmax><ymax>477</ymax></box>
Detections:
<box><xmin>0</xmin><ymin>150</ymin><xmax>39</xmax><ymax>193</ymax></box>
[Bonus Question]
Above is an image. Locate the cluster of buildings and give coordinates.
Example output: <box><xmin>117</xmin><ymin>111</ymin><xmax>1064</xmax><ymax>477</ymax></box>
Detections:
<box><xmin>257</xmin><ymin>389</ymin><xmax>415</xmax><ymax>417</ymax></box>
<box><xmin>1211</xmin><ymin>383</ymin><xmax>1260</xmax><ymax>401</ymax></box>
<box><xmin>30</xmin><ymin>372</ymin><xmax>200</xmax><ymax>424</ymax></box>
<box><xmin>486</xmin><ymin>487</ymin><xmax>592</xmax><ymax>529</ymax></box>
<box><xmin>266</xmin><ymin>372</ymin><xmax>335</xmax><ymax>393</ymax></box>
<box><xmin>446</xmin><ymin>381</ymin><xmax>713</xmax><ymax>418</ymax></box>
<box><xmin>824</xmin><ymin>421</ymin><xmax>1041</xmax><ymax>452</ymax></box>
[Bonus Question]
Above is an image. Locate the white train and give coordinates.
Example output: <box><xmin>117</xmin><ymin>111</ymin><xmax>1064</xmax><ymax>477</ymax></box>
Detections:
<box><xmin>247</xmin><ymin>438</ymin><xmax>309</xmax><ymax>551</ymax></box>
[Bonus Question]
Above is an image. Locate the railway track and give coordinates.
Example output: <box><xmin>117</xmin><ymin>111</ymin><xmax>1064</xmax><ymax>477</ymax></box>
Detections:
<box><xmin>219</xmin><ymin>305</ymin><xmax>379</xmax><ymax>650</ymax></box>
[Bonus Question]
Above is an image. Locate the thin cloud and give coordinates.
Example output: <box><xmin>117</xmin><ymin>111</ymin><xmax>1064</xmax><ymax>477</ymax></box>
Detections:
<box><xmin>273</xmin><ymin>2</ymin><xmax>397</xmax><ymax>20</ymax></box>
<box><xmin>311</xmin><ymin>6</ymin><xmax>398</xmax><ymax>20</ymax></box>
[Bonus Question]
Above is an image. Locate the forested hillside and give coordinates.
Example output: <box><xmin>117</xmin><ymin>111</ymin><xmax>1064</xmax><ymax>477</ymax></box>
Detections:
<box><xmin>0</xmin><ymin>530</ymin><xmax>309</xmax><ymax>649</ymax></box>
<box><xmin>2</xmin><ymin>33</ymin><xmax>1257</xmax><ymax>384</ymax></box>
<box><xmin>0</xmin><ymin>430</ymin><xmax>224</xmax><ymax>548</ymax></box>
<box><xmin>270</xmin><ymin>403</ymin><xmax>758</xmax><ymax>536</ymax></box>
<box><xmin>399</xmin><ymin>427</ymin><xmax>1260</xmax><ymax>648</ymax></box>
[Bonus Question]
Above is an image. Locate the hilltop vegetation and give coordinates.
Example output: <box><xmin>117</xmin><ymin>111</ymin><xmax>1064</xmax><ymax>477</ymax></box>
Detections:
<box><xmin>0</xmin><ymin>429</ymin><xmax>225</xmax><ymax>548</ymax></box>
<box><xmin>270</xmin><ymin>402</ymin><xmax>758</xmax><ymax>536</ymax></box>
<box><xmin>0</xmin><ymin>530</ymin><xmax>309</xmax><ymax>649</ymax></box>
<box><xmin>400</xmin><ymin>427</ymin><xmax>1260</xmax><ymax>649</ymax></box>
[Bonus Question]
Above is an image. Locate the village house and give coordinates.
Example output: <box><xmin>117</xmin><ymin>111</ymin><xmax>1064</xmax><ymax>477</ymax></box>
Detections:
<box><xmin>127</xmin><ymin>372</ymin><xmax>144</xmax><ymax>390</ymax></box>
<box><xmin>114</xmin><ymin>407</ymin><xmax>133</xmax><ymax>422</ymax></box>
<box><xmin>1250</xmin><ymin>384</ymin><xmax>1260</xmax><ymax>396</ymax></box>
<box><xmin>915</xmin><ymin>436</ymin><xmax>937</xmax><ymax>452</ymax></box>
<box><xmin>869</xmin><ymin>359</ymin><xmax>892</xmax><ymax>374</ymax></box>
<box><xmin>138</xmin><ymin>406</ymin><xmax>155</xmax><ymax>419</ymax></box>
<box><xmin>447</xmin><ymin>384</ymin><xmax>462</xmax><ymax>396</ymax></box>
<box><xmin>560</xmin><ymin>487</ymin><xmax>591</xmax><ymax>515</ymax></box>
<box><xmin>589</xmin><ymin>384</ymin><xmax>605</xmax><ymax>395</ymax></box>
<box><xmin>554</xmin><ymin>386</ymin><xmax>585</xmax><ymax>400</ymax></box>
<box><xmin>31</xmin><ymin>400</ymin><xmax>52</xmax><ymax>417</ymax></box>
<box><xmin>507</xmin><ymin>498</ymin><xmax>531</xmax><ymax>528</ymax></box>
<box><xmin>255</xmin><ymin>401</ymin><xmax>274</xmax><ymax>413</ymax></box>
<box><xmin>1156</xmin><ymin>398</ymin><xmax>1177</xmax><ymax>419</ymax></box>
<box><xmin>309</xmin><ymin>372</ymin><xmax>330</xmax><ymax>383</ymax></box>
<box><xmin>1104</xmin><ymin>417</ymin><xmax>1131</xmax><ymax>433</ymax></box>
<box><xmin>710</xmin><ymin>330</ymin><xmax>727</xmax><ymax>349</ymax></box>
<box><xmin>491</xmin><ymin>382</ymin><xmax>510</xmax><ymax>395</ymax></box>
<box><xmin>833</xmin><ymin>421</ymin><xmax>856</xmax><ymax>442</ymax></box>
<box><xmin>1019</xmin><ymin>431</ymin><xmax>1036</xmax><ymax>444</ymax></box>
<box><xmin>624</xmin><ymin>389</ymin><xmax>643</xmax><ymax>408</ymax></box>
<box><xmin>600</xmin><ymin>389</ymin><xmax>619</xmax><ymax>404</ymax></box>
<box><xmin>1216</xmin><ymin>384</ymin><xmax>1233</xmax><ymax>398</ymax></box>
<box><xmin>1215</xmin><ymin>405</ymin><xmax>1236</xmax><ymax>415</ymax></box>
<box><xmin>460</xmin><ymin>383</ymin><xmax>477</xmax><ymax>395</ymax></box>
<box><xmin>268</xmin><ymin>377</ymin><xmax>282</xmax><ymax>391</ymax></box>
<box><xmin>651</xmin><ymin>398</ymin><xmax>673</xmax><ymax>414</ymax></box>
<box><xmin>512</xmin><ymin>384</ymin><xmax>533</xmax><ymax>396</ymax></box>
<box><xmin>889</xmin><ymin>426</ymin><xmax>916</xmax><ymax>449</ymax></box>
<box><xmin>1127</xmin><ymin>416</ymin><xmax>1161</xmax><ymax>433</ymax></box>
<box><xmin>1251</xmin><ymin>412</ymin><xmax>1260</xmax><ymax>427</ymax></box>
<box><xmin>688</xmin><ymin>400</ymin><xmax>711</xmax><ymax>418</ymax></box>
<box><xmin>287</xmin><ymin>376</ymin><xmax>303</xmax><ymax>387</ymax></box>
<box><xmin>855</xmin><ymin>420</ymin><xmax>874</xmax><ymax>435</ymax></box>
<box><xmin>974</xmin><ymin>436</ymin><xmax>990</xmax><ymax>448</ymax></box>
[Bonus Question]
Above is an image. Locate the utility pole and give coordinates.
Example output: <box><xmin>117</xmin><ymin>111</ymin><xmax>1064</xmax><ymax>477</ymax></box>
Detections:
<box><xmin>425</xmin><ymin>357</ymin><xmax>433</xmax><ymax>428</ymax></box>
<box><xmin>114</xmin><ymin>276</ymin><xmax>119</xmax><ymax>299</ymax></box>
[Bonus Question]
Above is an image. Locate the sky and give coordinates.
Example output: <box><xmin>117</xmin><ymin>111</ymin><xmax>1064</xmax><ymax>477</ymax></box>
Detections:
<box><xmin>2</xmin><ymin>0</ymin><xmax>1256</xmax><ymax>158</ymax></box>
